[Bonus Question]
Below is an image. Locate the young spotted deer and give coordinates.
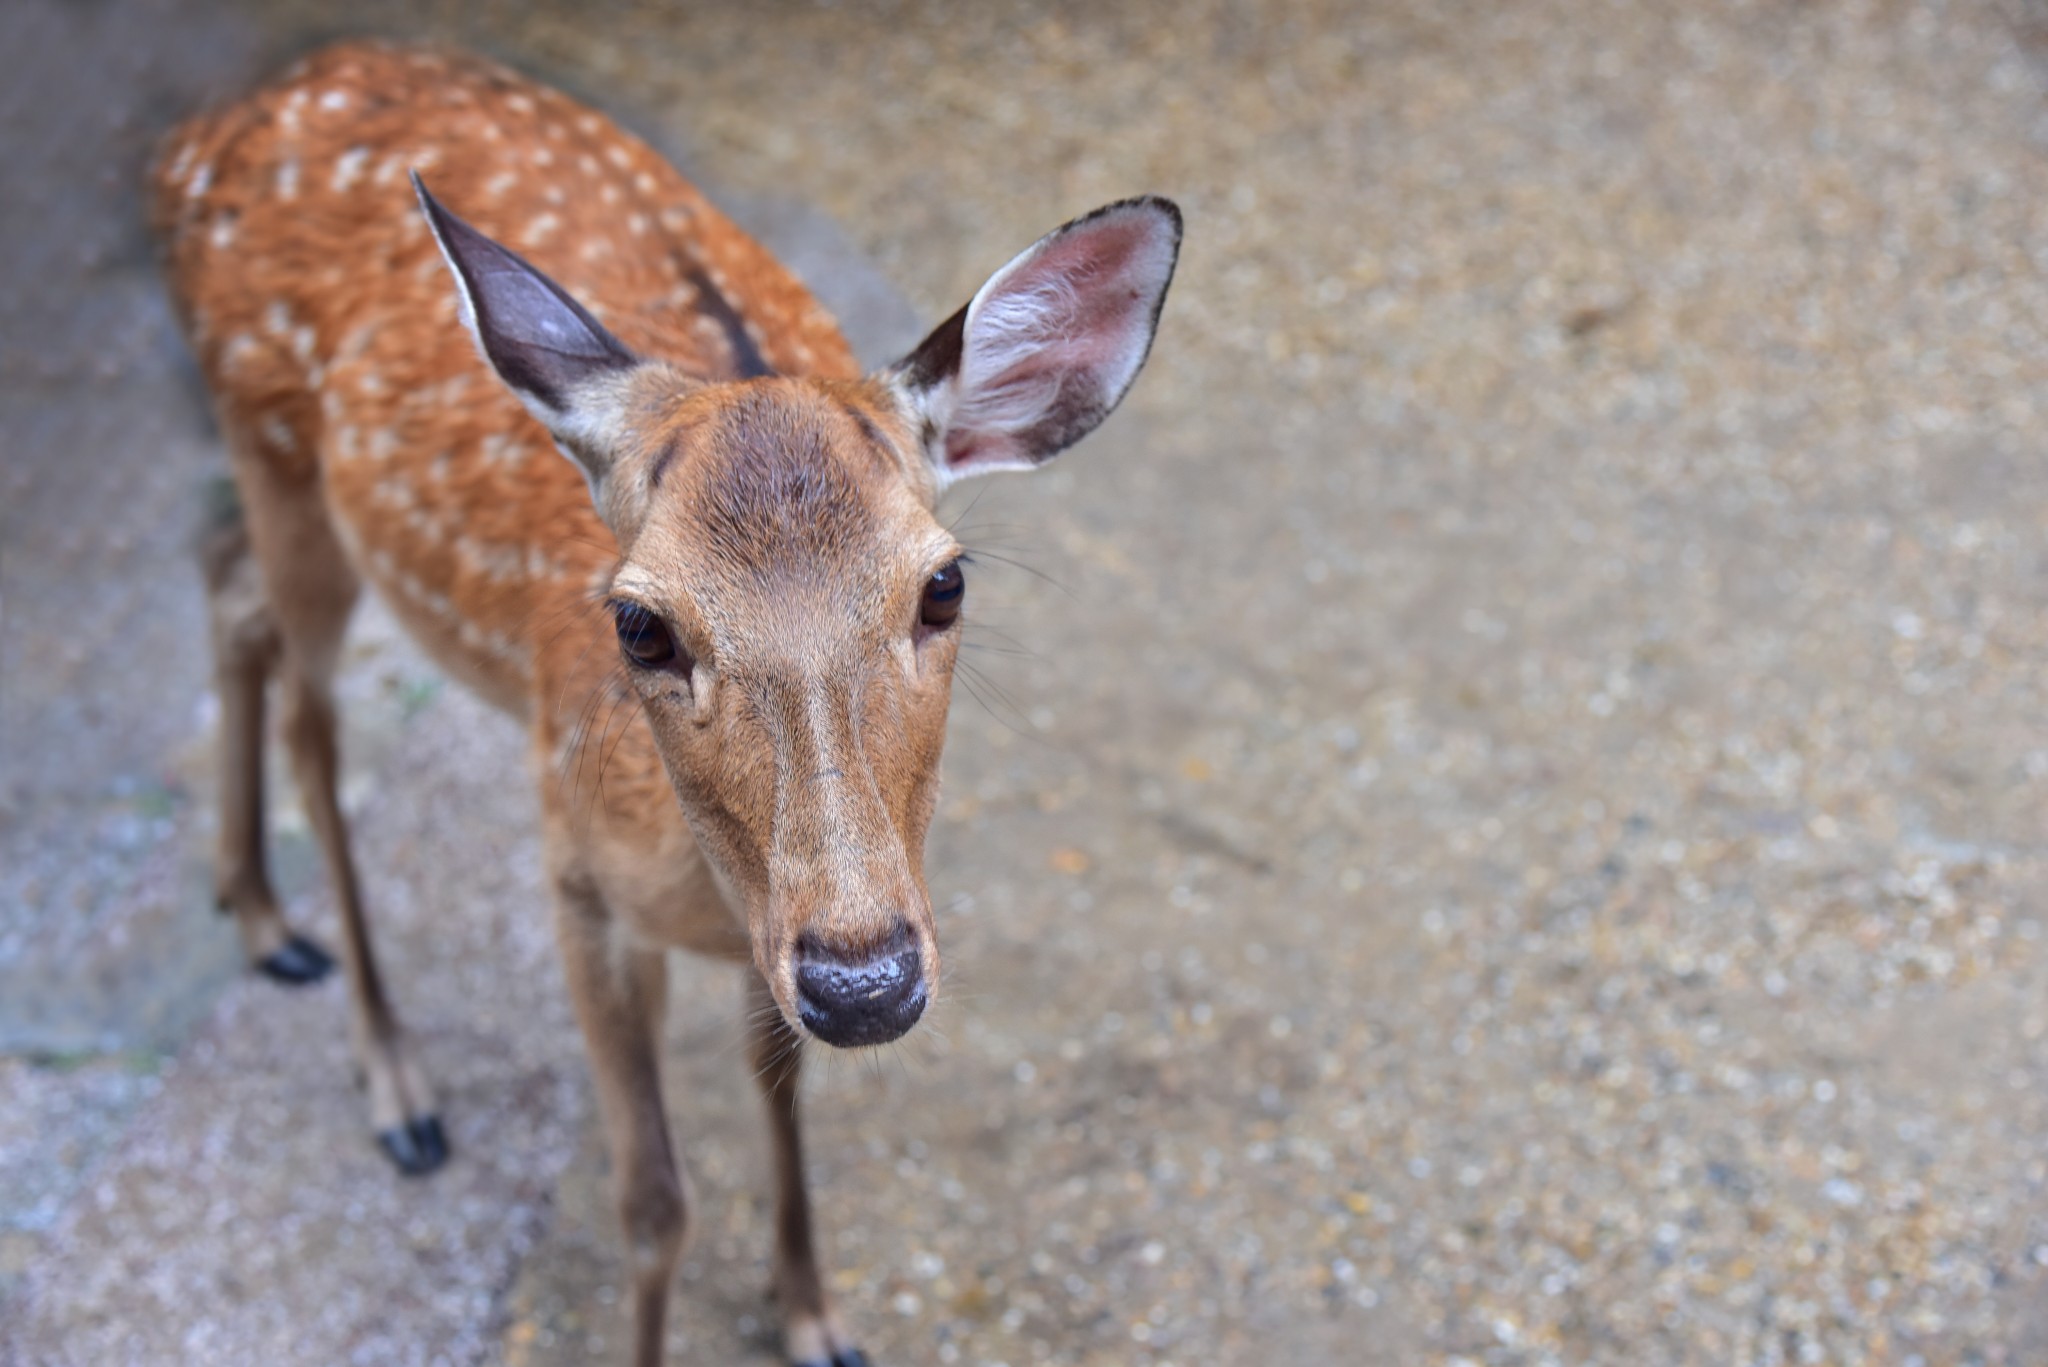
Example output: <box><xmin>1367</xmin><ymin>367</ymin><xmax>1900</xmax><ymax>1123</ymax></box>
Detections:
<box><xmin>152</xmin><ymin>40</ymin><xmax>1178</xmax><ymax>1367</ymax></box>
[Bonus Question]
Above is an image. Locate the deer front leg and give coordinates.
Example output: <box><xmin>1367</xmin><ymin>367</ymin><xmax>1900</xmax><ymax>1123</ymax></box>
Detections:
<box><xmin>555</xmin><ymin>873</ymin><xmax>690</xmax><ymax>1367</ymax></box>
<box><xmin>746</xmin><ymin>974</ymin><xmax>866</xmax><ymax>1367</ymax></box>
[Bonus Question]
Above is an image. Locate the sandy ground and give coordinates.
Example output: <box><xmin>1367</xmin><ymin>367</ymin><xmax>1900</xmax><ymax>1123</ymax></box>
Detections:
<box><xmin>3</xmin><ymin>1</ymin><xmax>2046</xmax><ymax>1364</ymax></box>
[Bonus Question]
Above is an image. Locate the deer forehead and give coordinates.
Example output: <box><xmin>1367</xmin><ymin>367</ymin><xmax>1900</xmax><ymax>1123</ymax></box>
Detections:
<box><xmin>618</xmin><ymin>383</ymin><xmax>953</xmax><ymax>630</ymax></box>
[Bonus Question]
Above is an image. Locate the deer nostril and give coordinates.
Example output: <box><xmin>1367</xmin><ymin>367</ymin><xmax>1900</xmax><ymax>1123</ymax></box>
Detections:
<box><xmin>793</xmin><ymin>923</ymin><xmax>926</xmax><ymax>1048</ymax></box>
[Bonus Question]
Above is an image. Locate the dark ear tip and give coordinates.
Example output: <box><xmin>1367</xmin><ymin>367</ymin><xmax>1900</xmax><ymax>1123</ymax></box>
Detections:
<box><xmin>1136</xmin><ymin>194</ymin><xmax>1183</xmax><ymax>230</ymax></box>
<box><xmin>1091</xmin><ymin>195</ymin><xmax>1183</xmax><ymax>253</ymax></box>
<box><xmin>1150</xmin><ymin>196</ymin><xmax>1185</xmax><ymax>250</ymax></box>
<box><xmin>410</xmin><ymin>170</ymin><xmax>443</xmax><ymax>221</ymax></box>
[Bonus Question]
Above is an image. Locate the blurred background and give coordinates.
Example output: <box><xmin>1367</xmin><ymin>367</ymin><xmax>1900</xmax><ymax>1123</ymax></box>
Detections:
<box><xmin>3</xmin><ymin>0</ymin><xmax>2046</xmax><ymax>1363</ymax></box>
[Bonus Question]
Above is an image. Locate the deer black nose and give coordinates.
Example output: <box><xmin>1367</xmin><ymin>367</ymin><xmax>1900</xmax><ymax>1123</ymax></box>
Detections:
<box><xmin>794</xmin><ymin>924</ymin><xmax>926</xmax><ymax>1048</ymax></box>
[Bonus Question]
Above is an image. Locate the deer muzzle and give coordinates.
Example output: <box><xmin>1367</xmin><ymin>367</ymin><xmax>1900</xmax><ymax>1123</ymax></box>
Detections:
<box><xmin>792</xmin><ymin>920</ymin><xmax>927</xmax><ymax>1047</ymax></box>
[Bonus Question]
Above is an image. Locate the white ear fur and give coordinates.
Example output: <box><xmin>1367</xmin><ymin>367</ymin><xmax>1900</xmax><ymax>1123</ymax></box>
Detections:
<box><xmin>892</xmin><ymin>197</ymin><xmax>1182</xmax><ymax>487</ymax></box>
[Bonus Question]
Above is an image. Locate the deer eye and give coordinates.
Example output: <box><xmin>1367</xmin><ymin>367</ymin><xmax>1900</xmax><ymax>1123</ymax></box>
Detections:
<box><xmin>612</xmin><ymin>601</ymin><xmax>681</xmax><ymax>669</ymax></box>
<box><xmin>920</xmin><ymin>560</ymin><xmax>965</xmax><ymax>631</ymax></box>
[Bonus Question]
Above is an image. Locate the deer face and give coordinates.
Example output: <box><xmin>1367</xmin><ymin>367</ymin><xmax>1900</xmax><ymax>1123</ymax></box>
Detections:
<box><xmin>418</xmin><ymin>178</ymin><xmax>1179</xmax><ymax>1045</ymax></box>
<box><xmin>601</xmin><ymin>378</ymin><xmax>959</xmax><ymax>1045</ymax></box>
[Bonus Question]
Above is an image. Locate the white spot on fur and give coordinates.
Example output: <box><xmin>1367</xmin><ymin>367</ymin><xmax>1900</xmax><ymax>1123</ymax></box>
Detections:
<box><xmin>291</xmin><ymin>326</ymin><xmax>317</xmax><ymax>365</ymax></box>
<box><xmin>485</xmin><ymin>170</ymin><xmax>518</xmax><ymax>198</ymax></box>
<box><xmin>627</xmin><ymin>213</ymin><xmax>649</xmax><ymax>237</ymax></box>
<box><xmin>260</xmin><ymin>417</ymin><xmax>296</xmax><ymax>453</ymax></box>
<box><xmin>532</xmin><ymin>146</ymin><xmax>554</xmax><ymax>167</ymax></box>
<box><xmin>634</xmin><ymin>172</ymin><xmax>657</xmax><ymax>196</ymax></box>
<box><xmin>523</xmin><ymin>213</ymin><xmax>561</xmax><ymax>244</ymax></box>
<box><xmin>186</xmin><ymin>162</ymin><xmax>212</xmax><ymax>200</ymax></box>
<box><xmin>209</xmin><ymin>216</ymin><xmax>236</xmax><ymax>250</ymax></box>
<box><xmin>319</xmin><ymin>89</ymin><xmax>349</xmax><ymax>112</ymax></box>
<box><xmin>506</xmin><ymin>93</ymin><xmax>535</xmax><ymax>114</ymax></box>
<box><xmin>457</xmin><ymin>536</ymin><xmax>524</xmax><ymax>582</ymax></box>
<box><xmin>577</xmin><ymin>154</ymin><xmax>599</xmax><ymax>178</ymax></box>
<box><xmin>606</xmin><ymin>145</ymin><xmax>631</xmax><ymax>170</ymax></box>
<box><xmin>220</xmin><ymin>332</ymin><xmax>262</xmax><ymax>375</ymax></box>
<box><xmin>263</xmin><ymin>302</ymin><xmax>291</xmax><ymax>337</ymax></box>
<box><xmin>276</xmin><ymin>158</ymin><xmax>301</xmax><ymax>200</ymax></box>
<box><xmin>336</xmin><ymin>325</ymin><xmax>377</xmax><ymax>364</ymax></box>
<box><xmin>577</xmin><ymin>113</ymin><xmax>600</xmax><ymax>135</ymax></box>
<box><xmin>479</xmin><ymin>432</ymin><xmax>528</xmax><ymax>468</ymax></box>
<box><xmin>331</xmin><ymin>146</ymin><xmax>370</xmax><ymax>192</ymax></box>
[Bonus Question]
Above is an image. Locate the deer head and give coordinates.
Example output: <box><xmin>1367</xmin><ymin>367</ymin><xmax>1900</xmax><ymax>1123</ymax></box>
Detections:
<box><xmin>419</xmin><ymin>176</ymin><xmax>1180</xmax><ymax>1047</ymax></box>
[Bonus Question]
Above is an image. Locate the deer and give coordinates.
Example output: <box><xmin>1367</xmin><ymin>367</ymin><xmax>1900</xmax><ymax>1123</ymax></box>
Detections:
<box><xmin>149</xmin><ymin>38</ymin><xmax>1179</xmax><ymax>1367</ymax></box>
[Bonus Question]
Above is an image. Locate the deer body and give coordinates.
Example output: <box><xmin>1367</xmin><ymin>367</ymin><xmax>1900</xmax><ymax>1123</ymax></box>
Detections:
<box><xmin>154</xmin><ymin>40</ymin><xmax>1178</xmax><ymax>1367</ymax></box>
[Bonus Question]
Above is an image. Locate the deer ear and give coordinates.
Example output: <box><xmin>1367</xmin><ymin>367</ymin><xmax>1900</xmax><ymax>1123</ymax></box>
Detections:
<box><xmin>890</xmin><ymin>197</ymin><xmax>1181</xmax><ymax>488</ymax></box>
<box><xmin>413</xmin><ymin>173</ymin><xmax>640</xmax><ymax>489</ymax></box>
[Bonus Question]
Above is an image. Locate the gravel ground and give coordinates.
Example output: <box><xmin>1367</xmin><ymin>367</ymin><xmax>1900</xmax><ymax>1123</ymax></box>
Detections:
<box><xmin>5</xmin><ymin>0</ymin><xmax>2047</xmax><ymax>1364</ymax></box>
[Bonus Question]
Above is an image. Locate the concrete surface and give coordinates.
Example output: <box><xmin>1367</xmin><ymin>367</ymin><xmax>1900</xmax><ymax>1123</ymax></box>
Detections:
<box><xmin>4</xmin><ymin>0</ymin><xmax>2047</xmax><ymax>1364</ymax></box>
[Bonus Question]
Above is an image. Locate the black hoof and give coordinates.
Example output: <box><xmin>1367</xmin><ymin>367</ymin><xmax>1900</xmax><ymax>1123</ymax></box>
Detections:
<box><xmin>377</xmin><ymin>1115</ymin><xmax>450</xmax><ymax>1176</ymax></box>
<box><xmin>792</xmin><ymin>1352</ymin><xmax>867</xmax><ymax>1367</ymax></box>
<box><xmin>257</xmin><ymin>934</ymin><xmax>335</xmax><ymax>985</ymax></box>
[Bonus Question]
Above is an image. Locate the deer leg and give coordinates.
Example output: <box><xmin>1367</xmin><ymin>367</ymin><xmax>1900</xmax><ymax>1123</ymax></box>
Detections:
<box><xmin>555</xmin><ymin>872</ymin><xmax>689</xmax><ymax>1367</ymax></box>
<box><xmin>278</xmin><ymin>665</ymin><xmax>445</xmax><ymax>1174</ymax></box>
<box><xmin>226</xmin><ymin>451</ymin><xmax>443</xmax><ymax>1174</ymax></box>
<box><xmin>198</xmin><ymin>502</ymin><xmax>333</xmax><ymax>983</ymax></box>
<box><xmin>746</xmin><ymin>974</ymin><xmax>865</xmax><ymax>1367</ymax></box>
